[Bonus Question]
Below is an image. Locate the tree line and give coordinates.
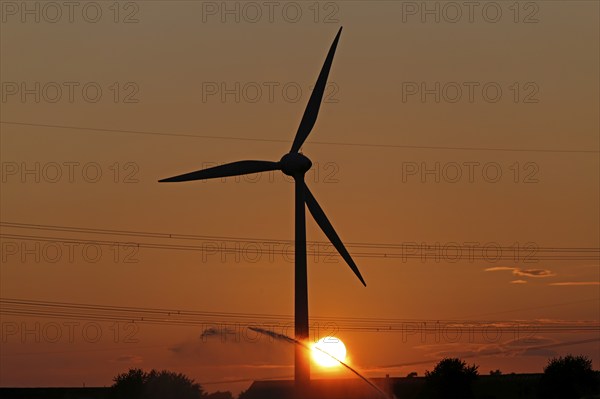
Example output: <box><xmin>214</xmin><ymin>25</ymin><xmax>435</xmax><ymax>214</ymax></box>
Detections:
<box><xmin>110</xmin><ymin>354</ymin><xmax>599</xmax><ymax>399</ymax></box>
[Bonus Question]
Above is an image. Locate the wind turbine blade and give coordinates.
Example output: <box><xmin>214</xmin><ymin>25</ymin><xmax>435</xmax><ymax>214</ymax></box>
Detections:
<box><xmin>159</xmin><ymin>160</ymin><xmax>280</xmax><ymax>182</ymax></box>
<box><xmin>290</xmin><ymin>27</ymin><xmax>342</xmax><ymax>154</ymax></box>
<box><xmin>303</xmin><ymin>183</ymin><xmax>366</xmax><ymax>287</ymax></box>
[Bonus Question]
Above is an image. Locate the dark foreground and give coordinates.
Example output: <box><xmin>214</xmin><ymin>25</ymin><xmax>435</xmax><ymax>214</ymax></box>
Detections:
<box><xmin>1</xmin><ymin>374</ymin><xmax>599</xmax><ymax>399</ymax></box>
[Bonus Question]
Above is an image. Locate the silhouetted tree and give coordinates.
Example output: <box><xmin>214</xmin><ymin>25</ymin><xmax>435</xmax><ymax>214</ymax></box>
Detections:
<box><xmin>205</xmin><ymin>391</ymin><xmax>234</xmax><ymax>399</ymax></box>
<box><xmin>111</xmin><ymin>368</ymin><xmax>203</xmax><ymax>399</ymax></box>
<box><xmin>145</xmin><ymin>370</ymin><xmax>203</xmax><ymax>399</ymax></box>
<box><xmin>425</xmin><ymin>358</ymin><xmax>479</xmax><ymax>399</ymax></box>
<box><xmin>490</xmin><ymin>369</ymin><xmax>502</xmax><ymax>376</ymax></box>
<box><xmin>112</xmin><ymin>368</ymin><xmax>145</xmax><ymax>399</ymax></box>
<box><xmin>407</xmin><ymin>371</ymin><xmax>418</xmax><ymax>378</ymax></box>
<box><xmin>538</xmin><ymin>355</ymin><xmax>599</xmax><ymax>399</ymax></box>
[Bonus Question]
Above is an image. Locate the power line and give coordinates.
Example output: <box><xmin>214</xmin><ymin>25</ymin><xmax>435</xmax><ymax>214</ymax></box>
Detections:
<box><xmin>1</xmin><ymin>298</ymin><xmax>597</xmax><ymax>385</ymax></box>
<box><xmin>3</xmin><ymin>222</ymin><xmax>599</xmax><ymax>252</ymax></box>
<box><xmin>2</xmin><ymin>222</ymin><xmax>598</xmax><ymax>262</ymax></box>
<box><xmin>0</xmin><ymin>344</ymin><xmax>170</xmax><ymax>357</ymax></box>
<box><xmin>4</xmin><ymin>297</ymin><xmax>597</xmax><ymax>325</ymax></box>
<box><xmin>3</xmin><ymin>233</ymin><xmax>597</xmax><ymax>261</ymax></box>
<box><xmin>2</xmin><ymin>121</ymin><xmax>598</xmax><ymax>154</ymax></box>
<box><xmin>2</xmin><ymin>298</ymin><xmax>598</xmax><ymax>334</ymax></box>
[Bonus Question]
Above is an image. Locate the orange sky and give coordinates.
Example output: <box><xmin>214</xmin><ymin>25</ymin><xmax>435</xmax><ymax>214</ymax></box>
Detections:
<box><xmin>1</xmin><ymin>1</ymin><xmax>599</xmax><ymax>395</ymax></box>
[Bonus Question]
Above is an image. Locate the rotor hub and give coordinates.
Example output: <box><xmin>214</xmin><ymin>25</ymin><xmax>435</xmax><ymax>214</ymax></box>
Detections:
<box><xmin>279</xmin><ymin>153</ymin><xmax>312</xmax><ymax>176</ymax></box>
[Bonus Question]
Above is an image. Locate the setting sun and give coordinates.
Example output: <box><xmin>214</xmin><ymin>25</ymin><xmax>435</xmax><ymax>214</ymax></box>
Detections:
<box><xmin>311</xmin><ymin>337</ymin><xmax>347</xmax><ymax>367</ymax></box>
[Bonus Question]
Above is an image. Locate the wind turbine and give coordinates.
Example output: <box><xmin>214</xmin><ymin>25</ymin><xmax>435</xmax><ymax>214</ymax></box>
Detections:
<box><xmin>159</xmin><ymin>27</ymin><xmax>366</xmax><ymax>387</ymax></box>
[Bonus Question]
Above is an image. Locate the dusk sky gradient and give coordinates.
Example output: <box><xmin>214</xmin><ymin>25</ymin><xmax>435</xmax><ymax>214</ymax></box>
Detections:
<box><xmin>1</xmin><ymin>1</ymin><xmax>599</xmax><ymax>395</ymax></box>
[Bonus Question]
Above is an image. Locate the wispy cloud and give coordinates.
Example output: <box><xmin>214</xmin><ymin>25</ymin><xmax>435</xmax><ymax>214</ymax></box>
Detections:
<box><xmin>514</xmin><ymin>269</ymin><xmax>555</xmax><ymax>278</ymax></box>
<box><xmin>549</xmin><ymin>282</ymin><xmax>600</xmax><ymax>286</ymax></box>
<box><xmin>113</xmin><ymin>355</ymin><xmax>143</xmax><ymax>364</ymax></box>
<box><xmin>200</xmin><ymin>326</ymin><xmax>237</xmax><ymax>339</ymax></box>
<box><xmin>369</xmin><ymin>337</ymin><xmax>600</xmax><ymax>373</ymax></box>
<box><xmin>485</xmin><ymin>267</ymin><xmax>515</xmax><ymax>272</ymax></box>
<box><xmin>421</xmin><ymin>336</ymin><xmax>561</xmax><ymax>361</ymax></box>
<box><xmin>485</xmin><ymin>266</ymin><xmax>555</xmax><ymax>280</ymax></box>
<box><xmin>168</xmin><ymin>327</ymin><xmax>293</xmax><ymax>367</ymax></box>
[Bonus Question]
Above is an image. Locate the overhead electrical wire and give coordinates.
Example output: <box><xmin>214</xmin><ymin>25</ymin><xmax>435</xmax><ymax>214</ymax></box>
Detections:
<box><xmin>2</xmin><ymin>298</ymin><xmax>598</xmax><ymax>334</ymax></box>
<box><xmin>1</xmin><ymin>222</ymin><xmax>598</xmax><ymax>261</ymax></box>
<box><xmin>2</xmin><ymin>121</ymin><xmax>597</xmax><ymax>154</ymax></box>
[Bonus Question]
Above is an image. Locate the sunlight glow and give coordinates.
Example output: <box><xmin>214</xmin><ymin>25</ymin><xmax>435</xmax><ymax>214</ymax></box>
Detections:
<box><xmin>311</xmin><ymin>337</ymin><xmax>347</xmax><ymax>367</ymax></box>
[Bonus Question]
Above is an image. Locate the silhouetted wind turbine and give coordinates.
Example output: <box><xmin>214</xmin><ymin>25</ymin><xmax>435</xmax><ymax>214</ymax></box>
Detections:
<box><xmin>159</xmin><ymin>27</ymin><xmax>365</xmax><ymax>387</ymax></box>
